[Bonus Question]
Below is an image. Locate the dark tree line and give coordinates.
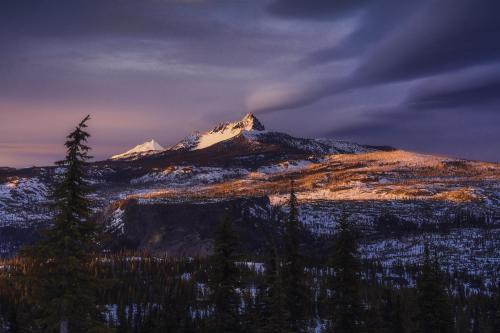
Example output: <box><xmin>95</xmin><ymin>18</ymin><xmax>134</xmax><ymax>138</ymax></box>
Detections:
<box><xmin>1</xmin><ymin>227</ymin><xmax>499</xmax><ymax>332</ymax></box>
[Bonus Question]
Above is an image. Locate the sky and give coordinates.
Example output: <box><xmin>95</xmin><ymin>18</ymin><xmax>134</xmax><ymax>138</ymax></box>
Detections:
<box><xmin>1</xmin><ymin>0</ymin><xmax>499</xmax><ymax>167</ymax></box>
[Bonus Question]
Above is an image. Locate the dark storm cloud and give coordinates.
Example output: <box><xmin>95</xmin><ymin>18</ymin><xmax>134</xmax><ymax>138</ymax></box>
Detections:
<box><xmin>1</xmin><ymin>0</ymin><xmax>288</xmax><ymax>69</ymax></box>
<box><xmin>300</xmin><ymin>0</ymin><xmax>421</xmax><ymax>64</ymax></box>
<box><xmin>253</xmin><ymin>0</ymin><xmax>500</xmax><ymax>113</ymax></box>
<box><xmin>406</xmin><ymin>68</ymin><xmax>500</xmax><ymax>110</ymax></box>
<box><xmin>0</xmin><ymin>0</ymin><xmax>303</xmax><ymax>71</ymax></box>
<box><xmin>0</xmin><ymin>0</ymin><xmax>289</xmax><ymax>105</ymax></box>
<box><xmin>355</xmin><ymin>0</ymin><xmax>500</xmax><ymax>85</ymax></box>
<box><xmin>268</xmin><ymin>0</ymin><xmax>368</xmax><ymax>20</ymax></box>
<box><xmin>1</xmin><ymin>0</ymin><xmax>222</xmax><ymax>41</ymax></box>
<box><xmin>293</xmin><ymin>0</ymin><xmax>500</xmax><ymax>77</ymax></box>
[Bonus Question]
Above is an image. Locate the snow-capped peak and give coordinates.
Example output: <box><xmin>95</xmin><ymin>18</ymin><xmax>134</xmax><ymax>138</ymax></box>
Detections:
<box><xmin>171</xmin><ymin>113</ymin><xmax>266</xmax><ymax>151</ymax></box>
<box><xmin>111</xmin><ymin>139</ymin><xmax>164</xmax><ymax>160</ymax></box>
<box><xmin>207</xmin><ymin>112</ymin><xmax>265</xmax><ymax>135</ymax></box>
<box><xmin>239</xmin><ymin>112</ymin><xmax>265</xmax><ymax>131</ymax></box>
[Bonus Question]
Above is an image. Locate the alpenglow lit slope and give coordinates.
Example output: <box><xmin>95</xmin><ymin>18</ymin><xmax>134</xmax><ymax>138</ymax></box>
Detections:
<box><xmin>111</xmin><ymin>139</ymin><xmax>164</xmax><ymax>160</ymax></box>
<box><xmin>171</xmin><ymin>112</ymin><xmax>266</xmax><ymax>151</ymax></box>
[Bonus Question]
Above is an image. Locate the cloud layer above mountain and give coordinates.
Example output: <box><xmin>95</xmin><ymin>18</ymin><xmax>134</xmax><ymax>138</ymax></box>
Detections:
<box><xmin>1</xmin><ymin>0</ymin><xmax>499</xmax><ymax>166</ymax></box>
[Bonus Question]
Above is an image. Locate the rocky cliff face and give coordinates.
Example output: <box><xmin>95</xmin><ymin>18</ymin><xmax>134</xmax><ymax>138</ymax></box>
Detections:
<box><xmin>104</xmin><ymin>196</ymin><xmax>277</xmax><ymax>257</ymax></box>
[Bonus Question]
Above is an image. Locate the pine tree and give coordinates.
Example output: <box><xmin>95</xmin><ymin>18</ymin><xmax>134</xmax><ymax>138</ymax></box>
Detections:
<box><xmin>240</xmin><ymin>290</ymin><xmax>258</xmax><ymax>333</ymax></box>
<box><xmin>454</xmin><ymin>286</ymin><xmax>469</xmax><ymax>333</ymax></box>
<box><xmin>329</xmin><ymin>212</ymin><xmax>362</xmax><ymax>333</ymax></box>
<box><xmin>260</xmin><ymin>247</ymin><xmax>289</xmax><ymax>333</ymax></box>
<box><xmin>380</xmin><ymin>289</ymin><xmax>405</xmax><ymax>333</ymax></box>
<box><xmin>365</xmin><ymin>302</ymin><xmax>383</xmax><ymax>333</ymax></box>
<box><xmin>116</xmin><ymin>302</ymin><xmax>129</xmax><ymax>333</ymax></box>
<box><xmin>471</xmin><ymin>307</ymin><xmax>486</xmax><ymax>333</ymax></box>
<box><xmin>158</xmin><ymin>279</ymin><xmax>192</xmax><ymax>333</ymax></box>
<box><xmin>491</xmin><ymin>283</ymin><xmax>500</xmax><ymax>333</ymax></box>
<box><xmin>416</xmin><ymin>246</ymin><xmax>454</xmax><ymax>333</ymax></box>
<box><xmin>282</xmin><ymin>181</ymin><xmax>308</xmax><ymax>332</ymax></box>
<box><xmin>22</xmin><ymin>115</ymin><xmax>107</xmax><ymax>333</ymax></box>
<box><xmin>208</xmin><ymin>216</ymin><xmax>240</xmax><ymax>333</ymax></box>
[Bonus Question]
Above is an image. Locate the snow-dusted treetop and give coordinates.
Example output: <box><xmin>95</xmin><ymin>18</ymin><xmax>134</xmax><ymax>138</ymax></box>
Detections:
<box><xmin>171</xmin><ymin>112</ymin><xmax>266</xmax><ymax>151</ymax></box>
<box><xmin>111</xmin><ymin>139</ymin><xmax>164</xmax><ymax>160</ymax></box>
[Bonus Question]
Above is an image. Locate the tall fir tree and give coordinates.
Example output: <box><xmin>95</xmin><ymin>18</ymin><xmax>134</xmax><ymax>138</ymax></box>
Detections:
<box><xmin>416</xmin><ymin>246</ymin><xmax>454</xmax><ymax>333</ymax></box>
<box><xmin>329</xmin><ymin>212</ymin><xmax>363</xmax><ymax>333</ymax></box>
<box><xmin>208</xmin><ymin>215</ymin><xmax>241</xmax><ymax>333</ymax></box>
<box><xmin>282</xmin><ymin>181</ymin><xmax>308</xmax><ymax>332</ymax></box>
<box><xmin>22</xmin><ymin>115</ymin><xmax>106</xmax><ymax>333</ymax></box>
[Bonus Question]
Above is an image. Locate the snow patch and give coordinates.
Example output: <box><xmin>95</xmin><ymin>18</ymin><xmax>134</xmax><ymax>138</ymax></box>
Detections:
<box><xmin>131</xmin><ymin>166</ymin><xmax>249</xmax><ymax>186</ymax></box>
<box><xmin>0</xmin><ymin>177</ymin><xmax>51</xmax><ymax>227</ymax></box>
<box><xmin>108</xmin><ymin>208</ymin><xmax>125</xmax><ymax>234</ymax></box>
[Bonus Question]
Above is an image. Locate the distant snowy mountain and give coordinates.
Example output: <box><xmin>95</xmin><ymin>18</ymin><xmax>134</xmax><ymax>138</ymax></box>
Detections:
<box><xmin>171</xmin><ymin>113</ymin><xmax>265</xmax><ymax>151</ymax></box>
<box><xmin>111</xmin><ymin>139</ymin><xmax>164</xmax><ymax>160</ymax></box>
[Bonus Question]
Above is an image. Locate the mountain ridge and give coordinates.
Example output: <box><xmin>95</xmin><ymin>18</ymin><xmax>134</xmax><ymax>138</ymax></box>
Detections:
<box><xmin>109</xmin><ymin>112</ymin><xmax>379</xmax><ymax>163</ymax></box>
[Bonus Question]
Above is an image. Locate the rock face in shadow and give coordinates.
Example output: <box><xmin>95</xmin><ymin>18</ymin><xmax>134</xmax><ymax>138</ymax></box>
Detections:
<box><xmin>113</xmin><ymin>196</ymin><xmax>278</xmax><ymax>257</ymax></box>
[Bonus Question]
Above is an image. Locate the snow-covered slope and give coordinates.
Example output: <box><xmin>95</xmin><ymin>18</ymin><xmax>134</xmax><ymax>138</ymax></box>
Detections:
<box><xmin>0</xmin><ymin>175</ymin><xmax>51</xmax><ymax>228</ymax></box>
<box><xmin>171</xmin><ymin>113</ymin><xmax>265</xmax><ymax>151</ymax></box>
<box><xmin>249</xmin><ymin>132</ymin><xmax>376</xmax><ymax>155</ymax></box>
<box><xmin>111</xmin><ymin>139</ymin><xmax>164</xmax><ymax>160</ymax></box>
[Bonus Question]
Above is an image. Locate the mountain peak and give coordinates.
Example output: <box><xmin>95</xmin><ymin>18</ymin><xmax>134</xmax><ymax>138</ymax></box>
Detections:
<box><xmin>111</xmin><ymin>139</ymin><xmax>164</xmax><ymax>160</ymax></box>
<box><xmin>171</xmin><ymin>113</ymin><xmax>266</xmax><ymax>151</ymax></box>
<box><xmin>209</xmin><ymin>112</ymin><xmax>265</xmax><ymax>134</ymax></box>
<box><xmin>240</xmin><ymin>112</ymin><xmax>265</xmax><ymax>131</ymax></box>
